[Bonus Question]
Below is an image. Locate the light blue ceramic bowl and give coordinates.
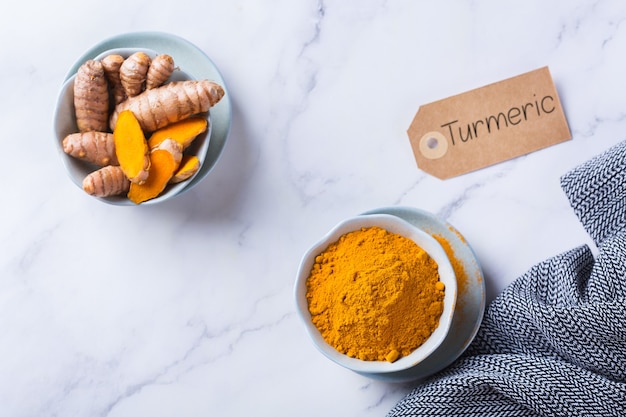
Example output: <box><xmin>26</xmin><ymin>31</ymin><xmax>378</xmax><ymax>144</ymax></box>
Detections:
<box><xmin>295</xmin><ymin>213</ymin><xmax>458</xmax><ymax>380</ymax></box>
<box><xmin>53</xmin><ymin>32</ymin><xmax>231</xmax><ymax>205</ymax></box>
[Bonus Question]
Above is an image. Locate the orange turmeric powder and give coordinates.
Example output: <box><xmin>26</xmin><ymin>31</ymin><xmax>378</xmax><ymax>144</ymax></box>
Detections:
<box><xmin>434</xmin><ymin>233</ymin><xmax>468</xmax><ymax>309</ymax></box>
<box><xmin>306</xmin><ymin>226</ymin><xmax>445</xmax><ymax>362</ymax></box>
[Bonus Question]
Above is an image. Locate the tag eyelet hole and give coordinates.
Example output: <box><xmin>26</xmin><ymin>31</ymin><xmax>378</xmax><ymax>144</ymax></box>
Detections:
<box><xmin>419</xmin><ymin>131</ymin><xmax>448</xmax><ymax>160</ymax></box>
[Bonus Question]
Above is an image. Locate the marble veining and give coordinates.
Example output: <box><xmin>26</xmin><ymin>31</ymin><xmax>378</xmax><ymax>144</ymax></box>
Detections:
<box><xmin>1</xmin><ymin>0</ymin><xmax>624</xmax><ymax>416</ymax></box>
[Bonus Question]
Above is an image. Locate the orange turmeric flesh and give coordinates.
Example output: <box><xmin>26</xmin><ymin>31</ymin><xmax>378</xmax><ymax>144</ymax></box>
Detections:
<box><xmin>148</xmin><ymin>116</ymin><xmax>208</xmax><ymax>150</ymax></box>
<box><xmin>127</xmin><ymin>148</ymin><xmax>180</xmax><ymax>204</ymax></box>
<box><xmin>113</xmin><ymin>110</ymin><xmax>150</xmax><ymax>184</ymax></box>
<box><xmin>170</xmin><ymin>155</ymin><xmax>200</xmax><ymax>183</ymax></box>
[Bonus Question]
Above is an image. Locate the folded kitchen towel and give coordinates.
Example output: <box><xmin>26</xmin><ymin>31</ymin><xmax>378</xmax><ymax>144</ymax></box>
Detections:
<box><xmin>387</xmin><ymin>141</ymin><xmax>626</xmax><ymax>417</ymax></box>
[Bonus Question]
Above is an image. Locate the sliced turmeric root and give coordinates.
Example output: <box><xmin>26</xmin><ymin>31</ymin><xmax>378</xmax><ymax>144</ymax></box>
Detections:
<box><xmin>170</xmin><ymin>155</ymin><xmax>201</xmax><ymax>183</ymax></box>
<box><xmin>147</xmin><ymin>116</ymin><xmax>208</xmax><ymax>150</ymax></box>
<box><xmin>114</xmin><ymin>110</ymin><xmax>150</xmax><ymax>184</ymax></box>
<box><xmin>127</xmin><ymin>139</ymin><xmax>182</xmax><ymax>204</ymax></box>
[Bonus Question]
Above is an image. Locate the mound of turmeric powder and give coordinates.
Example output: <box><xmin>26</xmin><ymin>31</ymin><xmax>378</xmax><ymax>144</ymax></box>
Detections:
<box><xmin>306</xmin><ymin>226</ymin><xmax>445</xmax><ymax>362</ymax></box>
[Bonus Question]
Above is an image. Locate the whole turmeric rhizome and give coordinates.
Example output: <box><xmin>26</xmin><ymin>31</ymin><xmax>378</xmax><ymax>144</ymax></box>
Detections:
<box><xmin>305</xmin><ymin>226</ymin><xmax>445</xmax><ymax>363</ymax></box>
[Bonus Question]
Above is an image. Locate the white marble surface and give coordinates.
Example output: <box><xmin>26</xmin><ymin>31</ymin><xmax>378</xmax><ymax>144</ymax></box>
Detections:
<box><xmin>1</xmin><ymin>0</ymin><xmax>624</xmax><ymax>415</ymax></box>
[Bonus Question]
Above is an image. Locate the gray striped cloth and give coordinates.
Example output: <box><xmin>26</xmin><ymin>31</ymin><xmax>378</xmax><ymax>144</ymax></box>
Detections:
<box><xmin>388</xmin><ymin>141</ymin><xmax>626</xmax><ymax>417</ymax></box>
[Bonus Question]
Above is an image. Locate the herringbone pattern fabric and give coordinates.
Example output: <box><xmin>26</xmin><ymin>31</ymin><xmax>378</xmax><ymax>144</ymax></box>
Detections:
<box><xmin>388</xmin><ymin>141</ymin><xmax>626</xmax><ymax>417</ymax></box>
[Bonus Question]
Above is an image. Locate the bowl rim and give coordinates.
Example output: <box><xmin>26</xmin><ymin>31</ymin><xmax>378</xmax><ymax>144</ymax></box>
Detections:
<box><xmin>294</xmin><ymin>213</ymin><xmax>457</xmax><ymax>374</ymax></box>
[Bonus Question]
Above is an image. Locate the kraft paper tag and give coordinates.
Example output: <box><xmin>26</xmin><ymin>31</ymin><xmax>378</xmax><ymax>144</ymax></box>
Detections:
<box><xmin>407</xmin><ymin>67</ymin><xmax>571</xmax><ymax>179</ymax></box>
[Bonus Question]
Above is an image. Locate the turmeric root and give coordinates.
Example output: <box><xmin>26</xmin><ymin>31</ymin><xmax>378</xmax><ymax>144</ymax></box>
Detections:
<box><xmin>101</xmin><ymin>54</ymin><xmax>127</xmax><ymax>105</ymax></box>
<box><xmin>74</xmin><ymin>60</ymin><xmax>109</xmax><ymax>132</ymax></box>
<box><xmin>147</xmin><ymin>116</ymin><xmax>208</xmax><ymax>150</ymax></box>
<box><xmin>62</xmin><ymin>131</ymin><xmax>118</xmax><ymax>166</ymax></box>
<box><xmin>83</xmin><ymin>165</ymin><xmax>130</xmax><ymax>197</ymax></box>
<box><xmin>110</xmin><ymin>80</ymin><xmax>225</xmax><ymax>133</ymax></box>
<box><xmin>170</xmin><ymin>155</ymin><xmax>200</xmax><ymax>183</ymax></box>
<box><xmin>113</xmin><ymin>110</ymin><xmax>150</xmax><ymax>184</ymax></box>
<box><xmin>153</xmin><ymin>138</ymin><xmax>183</xmax><ymax>164</ymax></box>
<box><xmin>127</xmin><ymin>139</ymin><xmax>183</xmax><ymax>204</ymax></box>
<box><xmin>120</xmin><ymin>52</ymin><xmax>151</xmax><ymax>97</ymax></box>
<box><xmin>146</xmin><ymin>54</ymin><xmax>175</xmax><ymax>89</ymax></box>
